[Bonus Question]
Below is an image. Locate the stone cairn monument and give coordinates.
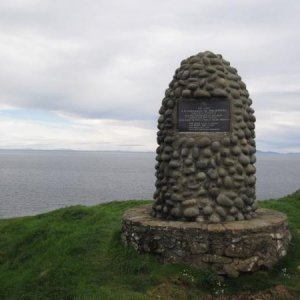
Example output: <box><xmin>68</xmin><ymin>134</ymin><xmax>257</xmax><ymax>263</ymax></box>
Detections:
<box><xmin>122</xmin><ymin>51</ymin><xmax>291</xmax><ymax>277</ymax></box>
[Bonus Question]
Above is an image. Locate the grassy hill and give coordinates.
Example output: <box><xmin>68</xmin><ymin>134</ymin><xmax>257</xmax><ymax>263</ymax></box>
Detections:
<box><xmin>0</xmin><ymin>192</ymin><xmax>300</xmax><ymax>299</ymax></box>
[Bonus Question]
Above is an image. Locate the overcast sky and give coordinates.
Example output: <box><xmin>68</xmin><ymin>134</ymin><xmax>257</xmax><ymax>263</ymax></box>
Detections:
<box><xmin>0</xmin><ymin>0</ymin><xmax>299</xmax><ymax>152</ymax></box>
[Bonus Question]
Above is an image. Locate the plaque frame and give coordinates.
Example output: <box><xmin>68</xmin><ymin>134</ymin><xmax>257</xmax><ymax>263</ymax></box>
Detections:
<box><xmin>176</xmin><ymin>97</ymin><xmax>231</xmax><ymax>134</ymax></box>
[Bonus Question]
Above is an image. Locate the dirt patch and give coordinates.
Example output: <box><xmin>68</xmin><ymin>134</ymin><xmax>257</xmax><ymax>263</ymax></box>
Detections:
<box><xmin>148</xmin><ymin>284</ymin><xmax>299</xmax><ymax>300</ymax></box>
<box><xmin>207</xmin><ymin>285</ymin><xmax>298</xmax><ymax>300</ymax></box>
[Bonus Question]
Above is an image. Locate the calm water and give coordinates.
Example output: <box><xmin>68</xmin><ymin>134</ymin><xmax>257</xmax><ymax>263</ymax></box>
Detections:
<box><xmin>0</xmin><ymin>150</ymin><xmax>299</xmax><ymax>218</ymax></box>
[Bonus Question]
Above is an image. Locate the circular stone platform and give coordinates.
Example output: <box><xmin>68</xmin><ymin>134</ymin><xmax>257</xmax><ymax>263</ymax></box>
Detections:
<box><xmin>121</xmin><ymin>205</ymin><xmax>291</xmax><ymax>277</ymax></box>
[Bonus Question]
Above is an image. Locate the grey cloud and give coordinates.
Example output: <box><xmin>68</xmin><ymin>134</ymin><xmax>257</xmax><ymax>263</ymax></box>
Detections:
<box><xmin>0</xmin><ymin>0</ymin><xmax>299</xmax><ymax>150</ymax></box>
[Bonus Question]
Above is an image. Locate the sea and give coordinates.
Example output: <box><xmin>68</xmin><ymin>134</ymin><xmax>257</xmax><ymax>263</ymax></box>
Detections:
<box><xmin>0</xmin><ymin>150</ymin><xmax>299</xmax><ymax>218</ymax></box>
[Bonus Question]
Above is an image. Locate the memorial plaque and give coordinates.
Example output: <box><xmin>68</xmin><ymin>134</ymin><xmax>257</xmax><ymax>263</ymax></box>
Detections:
<box><xmin>177</xmin><ymin>98</ymin><xmax>230</xmax><ymax>132</ymax></box>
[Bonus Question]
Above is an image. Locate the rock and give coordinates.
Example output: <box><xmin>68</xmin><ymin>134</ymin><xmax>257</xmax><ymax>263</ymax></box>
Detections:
<box><xmin>196</xmin><ymin>160</ymin><xmax>208</xmax><ymax>170</ymax></box>
<box><xmin>212</xmin><ymin>88</ymin><xmax>228</xmax><ymax>97</ymax></box>
<box><xmin>202</xmin><ymin>254</ymin><xmax>232</xmax><ymax>264</ymax></box>
<box><xmin>211</xmin><ymin>141</ymin><xmax>221</xmax><ymax>152</ymax></box>
<box><xmin>234</xmin><ymin>197</ymin><xmax>244</xmax><ymax>209</ymax></box>
<box><xmin>237</xmin><ymin>212</ymin><xmax>245</xmax><ymax>221</ymax></box>
<box><xmin>172</xmin><ymin>150</ymin><xmax>179</xmax><ymax>158</ymax></box>
<box><xmin>184</xmin><ymin>158</ymin><xmax>193</xmax><ymax>166</ymax></box>
<box><xmin>198</xmin><ymin>137</ymin><xmax>211</xmax><ymax>147</ymax></box>
<box><xmin>250</xmin><ymin>154</ymin><xmax>256</xmax><ymax>164</ymax></box>
<box><xmin>206</xmin><ymin>66</ymin><xmax>216</xmax><ymax>73</ymax></box>
<box><xmin>183</xmin><ymin>206</ymin><xmax>199</xmax><ymax>218</ymax></box>
<box><xmin>182</xmin><ymin>89</ymin><xmax>191</xmax><ymax>97</ymax></box>
<box><xmin>223</xmin><ymin>264</ymin><xmax>239</xmax><ymax>278</ymax></box>
<box><xmin>224</xmin><ymin>176</ymin><xmax>233</xmax><ymax>188</ymax></box>
<box><xmin>229</xmin><ymin>207</ymin><xmax>237</xmax><ymax>215</ymax></box>
<box><xmin>181</xmin><ymin>148</ymin><xmax>189</xmax><ymax>157</ymax></box>
<box><xmin>232</xmin><ymin>146</ymin><xmax>241</xmax><ymax>155</ymax></box>
<box><xmin>231</xmin><ymin>90</ymin><xmax>240</xmax><ymax>99</ymax></box>
<box><xmin>184</xmin><ymin>138</ymin><xmax>194</xmax><ymax>148</ymax></box>
<box><xmin>194</xmin><ymin>89</ymin><xmax>210</xmax><ymax>98</ymax></box>
<box><xmin>225</xmin><ymin>191</ymin><xmax>237</xmax><ymax>199</ymax></box>
<box><xmin>187</xmin><ymin>183</ymin><xmax>200</xmax><ymax>190</ymax></box>
<box><xmin>182</xmin><ymin>199</ymin><xmax>197</xmax><ymax>207</ymax></box>
<box><xmin>192</xmin><ymin>147</ymin><xmax>200</xmax><ymax>159</ymax></box>
<box><xmin>224</xmin><ymin>158</ymin><xmax>234</xmax><ymax>166</ymax></box>
<box><xmin>239</xmin><ymin>155</ymin><xmax>250</xmax><ymax>166</ymax></box>
<box><xmin>222</xmin><ymin>137</ymin><xmax>231</xmax><ymax>146</ymax></box>
<box><xmin>203</xmin><ymin>148</ymin><xmax>212</xmax><ymax>158</ymax></box>
<box><xmin>233</xmin><ymin>174</ymin><xmax>244</xmax><ymax>181</ymax></box>
<box><xmin>217</xmin><ymin>194</ymin><xmax>233</xmax><ymax>207</ymax></box>
<box><xmin>196</xmin><ymin>172</ymin><xmax>206</xmax><ymax>181</ymax></box>
<box><xmin>236</xmin><ymin>256</ymin><xmax>258</xmax><ymax>272</ymax></box>
<box><xmin>209</xmin><ymin>213</ymin><xmax>221</xmax><ymax>223</ymax></box>
<box><xmin>171</xmin><ymin>193</ymin><xmax>181</xmax><ymax>202</ymax></box>
<box><xmin>169</xmin><ymin>160</ymin><xmax>180</xmax><ymax>168</ymax></box>
<box><xmin>170</xmin><ymin>207</ymin><xmax>181</xmax><ymax>217</ymax></box>
<box><xmin>187</xmin><ymin>83</ymin><xmax>198</xmax><ymax>90</ymax></box>
<box><xmin>207</xmin><ymin>169</ymin><xmax>218</xmax><ymax>180</ymax></box>
<box><xmin>203</xmin><ymin>205</ymin><xmax>213</xmax><ymax>215</ymax></box>
<box><xmin>195</xmin><ymin>216</ymin><xmax>205</xmax><ymax>223</ymax></box>
<box><xmin>231</xmin><ymin>135</ymin><xmax>239</xmax><ymax>145</ymax></box>
<box><xmin>167</xmin><ymin>100</ymin><xmax>174</xmax><ymax>108</ymax></box>
<box><xmin>245</xmin><ymin>164</ymin><xmax>256</xmax><ymax>175</ymax></box>
<box><xmin>218</xmin><ymin>168</ymin><xmax>227</xmax><ymax>177</ymax></box>
<box><xmin>181</xmin><ymin>70</ymin><xmax>190</xmax><ymax>79</ymax></box>
<box><xmin>216</xmin><ymin>206</ymin><xmax>227</xmax><ymax>217</ymax></box>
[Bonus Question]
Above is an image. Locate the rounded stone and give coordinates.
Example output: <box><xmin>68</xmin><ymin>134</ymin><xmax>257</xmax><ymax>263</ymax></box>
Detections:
<box><xmin>212</xmin><ymin>88</ymin><xmax>227</xmax><ymax>97</ymax></box>
<box><xmin>232</xmin><ymin>146</ymin><xmax>241</xmax><ymax>156</ymax></box>
<box><xmin>224</xmin><ymin>158</ymin><xmax>234</xmax><ymax>166</ymax></box>
<box><xmin>198</xmin><ymin>137</ymin><xmax>211</xmax><ymax>147</ymax></box>
<box><xmin>222</xmin><ymin>137</ymin><xmax>231</xmax><ymax>146</ymax></box>
<box><xmin>184</xmin><ymin>158</ymin><xmax>193</xmax><ymax>166</ymax></box>
<box><xmin>194</xmin><ymin>89</ymin><xmax>210</xmax><ymax>98</ymax></box>
<box><xmin>196</xmin><ymin>160</ymin><xmax>208</xmax><ymax>170</ymax></box>
<box><xmin>169</xmin><ymin>160</ymin><xmax>180</xmax><ymax>168</ymax></box>
<box><xmin>224</xmin><ymin>176</ymin><xmax>233</xmax><ymax>188</ymax></box>
<box><xmin>170</xmin><ymin>207</ymin><xmax>181</xmax><ymax>217</ymax></box>
<box><xmin>209</xmin><ymin>213</ymin><xmax>221</xmax><ymax>223</ymax></box>
<box><xmin>221</xmin><ymin>148</ymin><xmax>230</xmax><ymax>157</ymax></box>
<box><xmin>218</xmin><ymin>168</ymin><xmax>227</xmax><ymax>177</ymax></box>
<box><xmin>172</xmin><ymin>150</ymin><xmax>179</xmax><ymax>158</ymax></box>
<box><xmin>245</xmin><ymin>164</ymin><xmax>256</xmax><ymax>175</ymax></box>
<box><xmin>203</xmin><ymin>205</ymin><xmax>213</xmax><ymax>215</ymax></box>
<box><xmin>239</xmin><ymin>155</ymin><xmax>250</xmax><ymax>166</ymax></box>
<box><xmin>215</xmin><ymin>206</ymin><xmax>227</xmax><ymax>217</ymax></box>
<box><xmin>181</xmin><ymin>148</ymin><xmax>189</xmax><ymax>157</ymax></box>
<box><xmin>192</xmin><ymin>147</ymin><xmax>200</xmax><ymax>159</ymax></box>
<box><xmin>211</xmin><ymin>141</ymin><xmax>221</xmax><ymax>152</ymax></box>
<box><xmin>216</xmin><ymin>194</ymin><xmax>233</xmax><ymax>207</ymax></box>
<box><xmin>231</xmin><ymin>135</ymin><xmax>239</xmax><ymax>145</ymax></box>
<box><xmin>196</xmin><ymin>172</ymin><xmax>206</xmax><ymax>181</ymax></box>
<box><xmin>171</xmin><ymin>193</ymin><xmax>181</xmax><ymax>202</ymax></box>
<box><xmin>182</xmin><ymin>89</ymin><xmax>192</xmax><ymax>97</ymax></box>
<box><xmin>234</xmin><ymin>197</ymin><xmax>244</xmax><ymax>209</ymax></box>
<box><xmin>182</xmin><ymin>199</ymin><xmax>197</xmax><ymax>207</ymax></box>
<box><xmin>186</xmin><ymin>138</ymin><xmax>195</xmax><ymax>147</ymax></box>
<box><xmin>207</xmin><ymin>169</ymin><xmax>218</xmax><ymax>180</ymax></box>
<box><xmin>229</xmin><ymin>206</ymin><xmax>237</xmax><ymax>215</ymax></box>
<box><xmin>202</xmin><ymin>148</ymin><xmax>212</xmax><ymax>158</ymax></box>
<box><xmin>183</xmin><ymin>206</ymin><xmax>199</xmax><ymax>218</ymax></box>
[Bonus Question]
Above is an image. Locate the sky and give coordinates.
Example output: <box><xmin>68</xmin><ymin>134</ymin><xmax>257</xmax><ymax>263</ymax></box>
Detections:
<box><xmin>0</xmin><ymin>0</ymin><xmax>299</xmax><ymax>153</ymax></box>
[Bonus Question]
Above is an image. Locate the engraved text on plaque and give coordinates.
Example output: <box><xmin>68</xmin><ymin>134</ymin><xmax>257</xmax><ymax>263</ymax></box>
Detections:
<box><xmin>177</xmin><ymin>98</ymin><xmax>230</xmax><ymax>132</ymax></box>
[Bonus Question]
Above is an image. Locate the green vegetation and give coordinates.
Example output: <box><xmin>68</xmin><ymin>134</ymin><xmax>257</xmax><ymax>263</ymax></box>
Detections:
<box><xmin>0</xmin><ymin>192</ymin><xmax>300</xmax><ymax>299</ymax></box>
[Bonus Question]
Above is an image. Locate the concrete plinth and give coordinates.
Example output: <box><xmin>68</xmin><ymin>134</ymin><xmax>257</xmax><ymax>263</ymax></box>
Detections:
<box><xmin>121</xmin><ymin>205</ymin><xmax>291</xmax><ymax>277</ymax></box>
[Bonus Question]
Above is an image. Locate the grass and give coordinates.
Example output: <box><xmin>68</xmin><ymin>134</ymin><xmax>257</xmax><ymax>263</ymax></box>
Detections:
<box><xmin>0</xmin><ymin>192</ymin><xmax>299</xmax><ymax>299</ymax></box>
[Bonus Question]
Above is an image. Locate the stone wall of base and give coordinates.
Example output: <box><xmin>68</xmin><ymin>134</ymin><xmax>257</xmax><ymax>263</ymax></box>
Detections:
<box><xmin>121</xmin><ymin>205</ymin><xmax>291</xmax><ymax>277</ymax></box>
